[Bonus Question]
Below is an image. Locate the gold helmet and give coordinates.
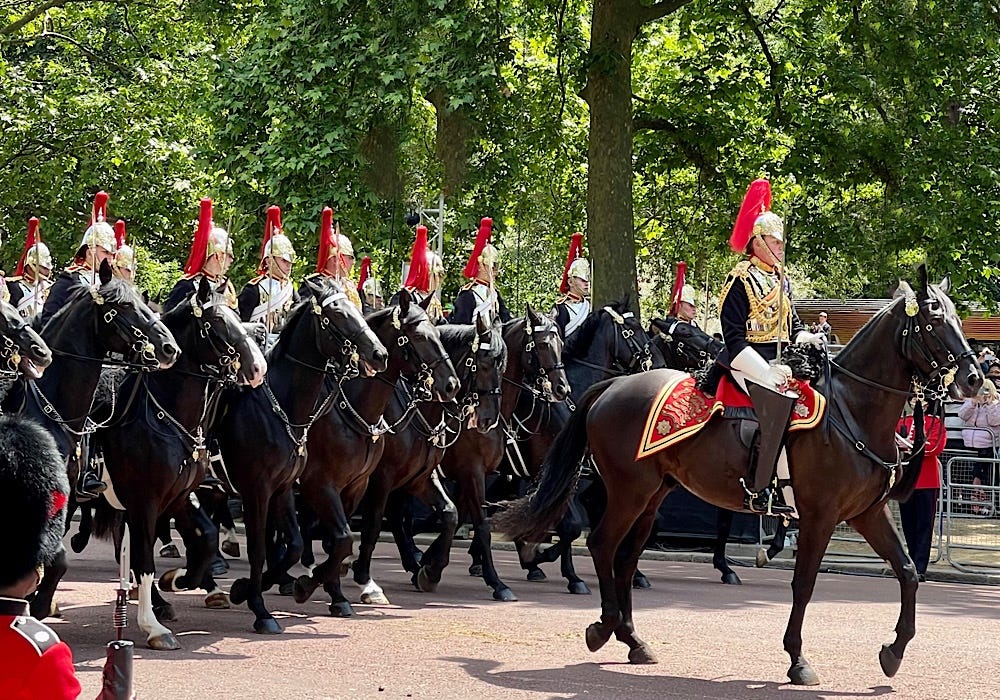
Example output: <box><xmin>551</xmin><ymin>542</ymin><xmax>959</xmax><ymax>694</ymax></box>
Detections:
<box><xmin>25</xmin><ymin>241</ymin><xmax>53</xmax><ymax>273</ymax></box>
<box><xmin>568</xmin><ymin>257</ymin><xmax>590</xmax><ymax>282</ymax></box>
<box><xmin>362</xmin><ymin>276</ymin><xmax>383</xmax><ymax>300</ymax></box>
<box><xmin>752</xmin><ymin>211</ymin><xmax>783</xmax><ymax>242</ymax></box>
<box><xmin>207</xmin><ymin>225</ymin><xmax>232</xmax><ymax>259</ymax></box>
<box><xmin>332</xmin><ymin>232</ymin><xmax>354</xmax><ymax>259</ymax></box>
<box><xmin>264</xmin><ymin>233</ymin><xmax>295</xmax><ymax>263</ymax></box>
<box><xmin>679</xmin><ymin>284</ymin><xmax>696</xmax><ymax>306</ymax></box>
<box><xmin>115</xmin><ymin>244</ymin><xmax>135</xmax><ymax>272</ymax></box>
<box><xmin>79</xmin><ymin>191</ymin><xmax>116</xmax><ymax>254</ymax></box>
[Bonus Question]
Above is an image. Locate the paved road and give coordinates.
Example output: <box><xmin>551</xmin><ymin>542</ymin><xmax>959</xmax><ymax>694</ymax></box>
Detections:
<box><xmin>51</xmin><ymin>536</ymin><xmax>999</xmax><ymax>700</ymax></box>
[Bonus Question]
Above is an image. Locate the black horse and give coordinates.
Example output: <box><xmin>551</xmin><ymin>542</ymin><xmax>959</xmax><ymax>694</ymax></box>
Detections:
<box><xmin>93</xmin><ymin>277</ymin><xmax>265</xmax><ymax>650</ymax></box>
<box><xmin>0</xmin><ymin>297</ymin><xmax>52</xmax><ymax>380</ymax></box>
<box><xmin>3</xmin><ymin>261</ymin><xmax>179</xmax><ymax>620</ymax></box>
<box><xmin>291</xmin><ymin>291</ymin><xmax>460</xmax><ymax>616</ymax></box>
<box><xmin>353</xmin><ymin>313</ymin><xmax>507</xmax><ymax>603</ymax></box>
<box><xmin>219</xmin><ymin>278</ymin><xmax>389</xmax><ymax>634</ymax></box>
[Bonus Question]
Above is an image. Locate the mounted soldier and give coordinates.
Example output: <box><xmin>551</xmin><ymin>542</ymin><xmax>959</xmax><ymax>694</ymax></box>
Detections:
<box><xmin>357</xmin><ymin>256</ymin><xmax>385</xmax><ymax>313</ymax></box>
<box><xmin>164</xmin><ymin>198</ymin><xmax>237</xmax><ymax>312</ymax></box>
<box><xmin>451</xmin><ymin>217</ymin><xmax>510</xmax><ymax>325</ymax></box>
<box><xmin>668</xmin><ymin>261</ymin><xmax>700</xmax><ymax>328</ymax></box>
<box><xmin>300</xmin><ymin>206</ymin><xmax>362</xmax><ymax>311</ymax></box>
<box><xmin>553</xmin><ymin>232</ymin><xmax>590</xmax><ymax>338</ymax></box>
<box><xmin>7</xmin><ymin>217</ymin><xmax>52</xmax><ymax>321</ymax></box>
<box><xmin>717</xmin><ymin>178</ymin><xmax>825</xmax><ymax>515</ymax></box>
<box><xmin>39</xmin><ymin>191</ymin><xmax>117</xmax><ymax>327</ymax></box>
<box><xmin>237</xmin><ymin>205</ymin><xmax>298</xmax><ymax>334</ymax></box>
<box><xmin>112</xmin><ymin>219</ymin><xmax>136</xmax><ymax>287</ymax></box>
<box><xmin>395</xmin><ymin>225</ymin><xmax>445</xmax><ymax>323</ymax></box>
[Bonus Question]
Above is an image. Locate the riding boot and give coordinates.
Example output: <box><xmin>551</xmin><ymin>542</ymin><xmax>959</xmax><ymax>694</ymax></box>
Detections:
<box><xmin>76</xmin><ymin>468</ymin><xmax>107</xmax><ymax>501</ymax></box>
<box><xmin>742</xmin><ymin>382</ymin><xmax>797</xmax><ymax>516</ymax></box>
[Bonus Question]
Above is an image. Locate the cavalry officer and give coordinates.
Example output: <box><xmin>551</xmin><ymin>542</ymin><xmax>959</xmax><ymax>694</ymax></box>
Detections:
<box><xmin>164</xmin><ymin>197</ymin><xmax>237</xmax><ymax>312</ymax></box>
<box><xmin>553</xmin><ymin>232</ymin><xmax>590</xmax><ymax>338</ymax></box>
<box><xmin>0</xmin><ymin>415</ymin><xmax>81</xmax><ymax>699</ymax></box>
<box><xmin>112</xmin><ymin>219</ymin><xmax>136</xmax><ymax>287</ymax></box>
<box><xmin>674</xmin><ymin>284</ymin><xmax>699</xmax><ymax>327</ymax></box>
<box><xmin>717</xmin><ymin>178</ymin><xmax>824</xmax><ymax>515</ymax></box>
<box><xmin>39</xmin><ymin>190</ymin><xmax>117</xmax><ymax>326</ymax></box>
<box><xmin>451</xmin><ymin>217</ymin><xmax>511</xmax><ymax>325</ymax></box>
<box><xmin>238</xmin><ymin>205</ymin><xmax>298</xmax><ymax>333</ymax></box>
<box><xmin>396</xmin><ymin>225</ymin><xmax>446</xmax><ymax>323</ymax></box>
<box><xmin>300</xmin><ymin>206</ymin><xmax>363</xmax><ymax>311</ymax></box>
<box><xmin>6</xmin><ymin>217</ymin><xmax>52</xmax><ymax>321</ymax></box>
<box><xmin>357</xmin><ymin>256</ymin><xmax>385</xmax><ymax>313</ymax></box>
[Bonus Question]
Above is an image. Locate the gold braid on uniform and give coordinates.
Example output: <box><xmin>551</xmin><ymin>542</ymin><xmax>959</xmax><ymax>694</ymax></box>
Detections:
<box><xmin>718</xmin><ymin>259</ymin><xmax>792</xmax><ymax>344</ymax></box>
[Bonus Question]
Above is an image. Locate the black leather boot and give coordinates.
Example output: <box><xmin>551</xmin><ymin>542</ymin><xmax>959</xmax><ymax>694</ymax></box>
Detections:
<box><xmin>76</xmin><ymin>469</ymin><xmax>107</xmax><ymax>501</ymax></box>
<box><xmin>742</xmin><ymin>382</ymin><xmax>796</xmax><ymax>516</ymax></box>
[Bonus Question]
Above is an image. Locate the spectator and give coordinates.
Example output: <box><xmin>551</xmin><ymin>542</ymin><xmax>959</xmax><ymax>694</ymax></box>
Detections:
<box><xmin>810</xmin><ymin>311</ymin><xmax>833</xmax><ymax>340</ymax></box>
<box><xmin>987</xmin><ymin>361</ymin><xmax>1000</xmax><ymax>384</ymax></box>
<box><xmin>897</xmin><ymin>400</ymin><xmax>946</xmax><ymax>581</ymax></box>
<box><xmin>979</xmin><ymin>347</ymin><xmax>997</xmax><ymax>376</ymax></box>
<box><xmin>958</xmin><ymin>378</ymin><xmax>1000</xmax><ymax>515</ymax></box>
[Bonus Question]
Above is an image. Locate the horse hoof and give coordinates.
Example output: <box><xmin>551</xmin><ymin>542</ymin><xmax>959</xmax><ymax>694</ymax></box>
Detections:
<box><xmin>205</xmin><ymin>591</ymin><xmax>230</xmax><ymax>609</ymax></box>
<box><xmin>159</xmin><ymin>543</ymin><xmax>181</xmax><ymax>558</ymax></box>
<box><xmin>628</xmin><ymin>644</ymin><xmax>658</xmax><ymax>665</ymax></box>
<box><xmin>158</xmin><ymin>569</ymin><xmax>182</xmax><ymax>592</ymax></box>
<box><xmin>360</xmin><ymin>590</ymin><xmax>390</xmax><ymax>605</ymax></box>
<box><xmin>721</xmin><ymin>572</ymin><xmax>742</xmax><ymax>585</ymax></box>
<box><xmin>493</xmin><ymin>587</ymin><xmax>517</xmax><ymax>602</ymax></box>
<box><xmin>278</xmin><ymin>581</ymin><xmax>295</xmax><ymax>597</ymax></box>
<box><xmin>153</xmin><ymin>604</ymin><xmax>177</xmax><ymax>623</ymax></box>
<box><xmin>787</xmin><ymin>661</ymin><xmax>820</xmax><ymax>686</ymax></box>
<box><xmin>755</xmin><ymin>549</ymin><xmax>771</xmax><ymax>568</ymax></box>
<box><xmin>254</xmin><ymin>617</ymin><xmax>283</xmax><ymax>635</ymax></box>
<box><xmin>585</xmin><ymin>622</ymin><xmax>611</xmax><ymax>652</ymax></box>
<box><xmin>70</xmin><ymin>532</ymin><xmax>89</xmax><ymax>554</ymax></box>
<box><xmin>567</xmin><ymin>581</ymin><xmax>591</xmax><ymax>595</ymax></box>
<box><xmin>879</xmin><ymin>643</ymin><xmax>902</xmax><ymax>678</ymax></box>
<box><xmin>469</xmin><ymin>564</ymin><xmax>483</xmax><ymax>577</ymax></box>
<box><xmin>221</xmin><ymin>541</ymin><xmax>241</xmax><ymax>558</ymax></box>
<box><xmin>526</xmin><ymin>568</ymin><xmax>546</xmax><ymax>582</ymax></box>
<box><xmin>632</xmin><ymin>573</ymin><xmax>651</xmax><ymax>589</ymax></box>
<box><xmin>329</xmin><ymin>601</ymin><xmax>354</xmax><ymax>617</ymax></box>
<box><xmin>293</xmin><ymin>575</ymin><xmax>317</xmax><ymax>604</ymax></box>
<box><xmin>229</xmin><ymin>578</ymin><xmax>251</xmax><ymax>606</ymax></box>
<box><xmin>416</xmin><ymin>567</ymin><xmax>438</xmax><ymax>593</ymax></box>
<box><xmin>148</xmin><ymin>633</ymin><xmax>181</xmax><ymax>651</ymax></box>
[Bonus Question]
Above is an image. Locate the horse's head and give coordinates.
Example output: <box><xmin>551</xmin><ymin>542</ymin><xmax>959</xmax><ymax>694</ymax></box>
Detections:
<box><xmin>377</xmin><ymin>290</ymin><xmax>459</xmax><ymax>402</ymax></box>
<box><xmin>0</xmin><ymin>300</ymin><xmax>50</xmax><ymax>379</ymax></box>
<box><xmin>300</xmin><ymin>277</ymin><xmax>388</xmax><ymax>377</ymax></box>
<box><xmin>508</xmin><ymin>306</ymin><xmax>569</xmax><ymax>402</ymax></box>
<box><xmin>591</xmin><ymin>301</ymin><xmax>665</xmax><ymax>374</ymax></box>
<box><xmin>88</xmin><ymin>261</ymin><xmax>179</xmax><ymax>369</ymax></box>
<box><xmin>649</xmin><ymin>317</ymin><xmax>722</xmax><ymax>372</ymax></box>
<box><xmin>466</xmin><ymin>313</ymin><xmax>507</xmax><ymax>433</ymax></box>
<box><xmin>166</xmin><ymin>277</ymin><xmax>266</xmax><ymax>387</ymax></box>
<box><xmin>893</xmin><ymin>264</ymin><xmax>982</xmax><ymax>399</ymax></box>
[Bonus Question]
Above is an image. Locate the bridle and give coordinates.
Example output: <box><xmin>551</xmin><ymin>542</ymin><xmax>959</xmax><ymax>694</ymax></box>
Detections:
<box><xmin>655</xmin><ymin>318</ymin><xmax>720</xmax><ymax>372</ymax></box>
<box><xmin>392</xmin><ymin>306</ymin><xmax>452</xmax><ymax>403</ymax></box>
<box><xmin>567</xmin><ymin>307</ymin><xmax>654</xmax><ymax>377</ymax></box>
<box><xmin>285</xmin><ymin>292</ymin><xmax>369</xmax><ymax>378</ymax></box>
<box><xmin>509</xmin><ymin>317</ymin><xmax>565</xmax><ymax>401</ymax></box>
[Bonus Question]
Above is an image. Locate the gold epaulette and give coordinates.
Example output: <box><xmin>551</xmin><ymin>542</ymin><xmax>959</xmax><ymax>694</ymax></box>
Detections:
<box><xmin>181</xmin><ymin>271</ymin><xmax>201</xmax><ymax>281</ymax></box>
<box><xmin>717</xmin><ymin>260</ymin><xmax>753</xmax><ymax>308</ymax></box>
<box><xmin>65</xmin><ymin>263</ymin><xmax>88</xmax><ymax>274</ymax></box>
<box><xmin>248</xmin><ymin>274</ymin><xmax>265</xmax><ymax>284</ymax></box>
<box><xmin>461</xmin><ymin>281</ymin><xmax>475</xmax><ymax>291</ymax></box>
<box><xmin>6</xmin><ymin>276</ymin><xmax>22</xmax><ymax>283</ymax></box>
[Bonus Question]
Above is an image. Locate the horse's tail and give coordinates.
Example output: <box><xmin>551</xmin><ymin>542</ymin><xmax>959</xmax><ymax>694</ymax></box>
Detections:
<box><xmin>493</xmin><ymin>378</ymin><xmax>617</xmax><ymax>542</ymax></box>
<box><xmin>91</xmin><ymin>500</ymin><xmax>124</xmax><ymax>541</ymax></box>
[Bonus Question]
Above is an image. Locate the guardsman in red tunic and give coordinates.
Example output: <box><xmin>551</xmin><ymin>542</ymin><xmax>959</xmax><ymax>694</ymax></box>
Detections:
<box><xmin>237</xmin><ymin>205</ymin><xmax>298</xmax><ymax>333</ymax></box>
<box><xmin>0</xmin><ymin>415</ymin><xmax>81</xmax><ymax>700</ymax></box>
<box><xmin>300</xmin><ymin>206</ymin><xmax>362</xmax><ymax>311</ymax></box>
<box><xmin>164</xmin><ymin>198</ymin><xmax>237</xmax><ymax>312</ymax></box>
<box><xmin>6</xmin><ymin>217</ymin><xmax>53</xmax><ymax>321</ymax></box>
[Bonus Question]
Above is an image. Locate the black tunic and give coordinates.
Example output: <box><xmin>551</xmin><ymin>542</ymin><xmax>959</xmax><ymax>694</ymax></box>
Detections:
<box><xmin>450</xmin><ymin>285</ymin><xmax>511</xmax><ymax>325</ymax></box>
<box><xmin>38</xmin><ymin>269</ymin><xmax>88</xmax><ymax>327</ymax></box>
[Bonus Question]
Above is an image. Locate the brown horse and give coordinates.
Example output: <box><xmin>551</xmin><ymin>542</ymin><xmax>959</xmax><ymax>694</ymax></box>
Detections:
<box><xmin>495</xmin><ymin>266</ymin><xmax>981</xmax><ymax>685</ymax></box>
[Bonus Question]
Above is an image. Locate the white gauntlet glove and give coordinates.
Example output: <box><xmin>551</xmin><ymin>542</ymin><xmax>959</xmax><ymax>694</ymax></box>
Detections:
<box><xmin>731</xmin><ymin>346</ymin><xmax>792</xmax><ymax>390</ymax></box>
<box><xmin>795</xmin><ymin>330</ymin><xmax>826</xmax><ymax>348</ymax></box>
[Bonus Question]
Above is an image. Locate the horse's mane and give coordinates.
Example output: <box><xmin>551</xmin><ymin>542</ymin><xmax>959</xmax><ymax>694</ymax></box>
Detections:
<box><xmin>563</xmin><ymin>298</ymin><xmax>631</xmax><ymax>358</ymax></box>
<box><xmin>160</xmin><ymin>287</ymin><xmax>233</xmax><ymax>331</ymax></box>
<box><xmin>437</xmin><ymin>324</ymin><xmax>477</xmax><ymax>353</ymax></box>
<box><xmin>47</xmin><ymin>276</ymin><xmax>141</xmax><ymax>328</ymax></box>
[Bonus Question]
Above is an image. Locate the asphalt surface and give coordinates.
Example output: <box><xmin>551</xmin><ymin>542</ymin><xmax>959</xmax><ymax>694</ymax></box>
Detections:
<box><xmin>51</xmin><ymin>535</ymin><xmax>1000</xmax><ymax>700</ymax></box>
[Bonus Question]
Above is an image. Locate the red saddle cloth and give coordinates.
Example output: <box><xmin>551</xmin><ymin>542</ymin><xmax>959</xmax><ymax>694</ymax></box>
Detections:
<box><xmin>636</xmin><ymin>374</ymin><xmax>825</xmax><ymax>460</ymax></box>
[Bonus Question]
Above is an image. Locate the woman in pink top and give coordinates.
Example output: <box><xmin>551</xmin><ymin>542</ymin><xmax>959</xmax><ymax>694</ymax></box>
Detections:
<box><xmin>958</xmin><ymin>378</ymin><xmax>1000</xmax><ymax>514</ymax></box>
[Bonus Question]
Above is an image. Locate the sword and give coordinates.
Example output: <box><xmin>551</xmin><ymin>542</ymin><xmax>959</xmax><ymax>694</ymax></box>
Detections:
<box><xmin>100</xmin><ymin>525</ymin><xmax>134</xmax><ymax>700</ymax></box>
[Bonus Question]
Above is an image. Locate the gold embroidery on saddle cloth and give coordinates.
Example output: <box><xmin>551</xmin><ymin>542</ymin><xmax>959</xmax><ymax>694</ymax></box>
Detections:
<box><xmin>718</xmin><ymin>259</ymin><xmax>792</xmax><ymax>344</ymax></box>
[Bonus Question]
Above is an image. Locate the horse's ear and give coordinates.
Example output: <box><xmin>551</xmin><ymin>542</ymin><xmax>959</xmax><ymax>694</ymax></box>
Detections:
<box><xmin>892</xmin><ymin>281</ymin><xmax>914</xmax><ymax>299</ymax></box>
<box><xmin>475</xmin><ymin>311</ymin><xmax>489</xmax><ymax>334</ymax></box>
<box><xmin>939</xmin><ymin>275</ymin><xmax>952</xmax><ymax>294</ymax></box>
<box><xmin>142</xmin><ymin>290</ymin><xmax>150</xmax><ymax>305</ymax></box>
<box><xmin>526</xmin><ymin>304</ymin><xmax>540</xmax><ymax>325</ymax></box>
<box><xmin>917</xmin><ymin>263</ymin><xmax>929</xmax><ymax>294</ymax></box>
<box><xmin>98</xmin><ymin>259</ymin><xmax>113</xmax><ymax>285</ymax></box>
<box><xmin>622</xmin><ymin>293</ymin><xmax>632</xmax><ymax>312</ymax></box>
<box><xmin>397</xmin><ymin>288</ymin><xmax>412</xmax><ymax>316</ymax></box>
<box><xmin>197</xmin><ymin>276</ymin><xmax>212</xmax><ymax>304</ymax></box>
<box><xmin>418</xmin><ymin>293</ymin><xmax>433</xmax><ymax>311</ymax></box>
<box><xmin>304</xmin><ymin>275</ymin><xmax>323</xmax><ymax>297</ymax></box>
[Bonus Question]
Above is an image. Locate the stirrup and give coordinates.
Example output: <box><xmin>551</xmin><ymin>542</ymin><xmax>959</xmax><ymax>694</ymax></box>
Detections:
<box><xmin>76</xmin><ymin>474</ymin><xmax>107</xmax><ymax>501</ymax></box>
<box><xmin>740</xmin><ymin>479</ymin><xmax>793</xmax><ymax>516</ymax></box>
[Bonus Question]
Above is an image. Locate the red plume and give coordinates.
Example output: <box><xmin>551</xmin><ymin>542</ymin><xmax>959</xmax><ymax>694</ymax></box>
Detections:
<box><xmin>114</xmin><ymin>220</ymin><xmax>127</xmax><ymax>250</ymax></box>
<box><xmin>559</xmin><ymin>232</ymin><xmax>585</xmax><ymax>294</ymax></box>
<box><xmin>729</xmin><ymin>179</ymin><xmax>772</xmax><ymax>253</ymax></box>
<box><xmin>669</xmin><ymin>261</ymin><xmax>687</xmax><ymax>316</ymax></box>
<box><xmin>357</xmin><ymin>256</ymin><xmax>372</xmax><ymax>292</ymax></box>
<box><xmin>15</xmin><ymin>217</ymin><xmax>41</xmax><ymax>277</ymax></box>
<box><xmin>258</xmin><ymin>205</ymin><xmax>282</xmax><ymax>274</ymax></box>
<box><xmin>462</xmin><ymin>217</ymin><xmax>493</xmax><ymax>280</ymax></box>
<box><xmin>92</xmin><ymin>190</ymin><xmax>109</xmax><ymax>226</ymax></box>
<box><xmin>316</xmin><ymin>207</ymin><xmax>334</xmax><ymax>273</ymax></box>
<box><xmin>183</xmin><ymin>198</ymin><xmax>214</xmax><ymax>275</ymax></box>
<box><xmin>404</xmin><ymin>225</ymin><xmax>431</xmax><ymax>292</ymax></box>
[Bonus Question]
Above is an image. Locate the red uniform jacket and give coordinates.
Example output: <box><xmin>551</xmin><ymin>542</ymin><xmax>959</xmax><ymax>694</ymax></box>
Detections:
<box><xmin>0</xmin><ymin>596</ymin><xmax>81</xmax><ymax>699</ymax></box>
<box><xmin>898</xmin><ymin>415</ymin><xmax>946</xmax><ymax>490</ymax></box>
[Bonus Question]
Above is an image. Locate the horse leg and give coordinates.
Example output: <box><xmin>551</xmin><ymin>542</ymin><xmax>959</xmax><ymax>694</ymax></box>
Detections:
<box><xmin>458</xmin><ymin>471</ymin><xmax>514</xmax><ymax>601</ymax></box>
<box><xmin>352</xmin><ymin>479</ymin><xmax>391</xmax><ymax>605</ymax></box>
<box><xmin>585</xmin><ymin>497</ymin><xmax>643</xmax><ymax>654</ymax></box>
<box><xmin>783</xmin><ymin>514</ymin><xmax>839</xmax><ymax>686</ymax></box>
<box><xmin>132</xmin><ymin>511</ymin><xmax>179</xmax><ymax>650</ymax></box>
<box><xmin>714</xmin><ymin>508</ymin><xmax>742</xmax><ymax>585</ymax></box>
<box><xmin>612</xmin><ymin>503</ymin><xmax>665</xmax><ymax>664</ymax></box>
<box><xmin>70</xmin><ymin>504</ymin><xmax>93</xmax><ymax>554</ymax></box>
<box><xmin>848</xmin><ymin>505</ymin><xmax>919</xmax><ymax>679</ymax></box>
<box><xmin>388</xmin><ymin>490</ymin><xmax>423</xmax><ymax>573</ymax></box>
<box><xmin>294</xmin><ymin>483</ymin><xmax>355</xmax><ymax>617</ymax></box>
<box><xmin>30</xmin><ymin>545</ymin><xmax>67</xmax><ymax>620</ymax></box>
<box><xmin>412</xmin><ymin>471</ymin><xmax>458</xmax><ymax>593</ymax></box>
<box><xmin>757</xmin><ymin>517</ymin><xmax>789</xmax><ymax>567</ymax></box>
<box><xmin>229</xmin><ymin>486</ymin><xmax>281</xmax><ymax>634</ymax></box>
<box><xmin>558</xmin><ymin>497</ymin><xmax>590</xmax><ymax>594</ymax></box>
<box><xmin>159</xmin><ymin>498</ymin><xmax>229</xmax><ymax>610</ymax></box>
<box><xmin>260</xmin><ymin>489</ymin><xmax>304</xmax><ymax>598</ymax></box>
<box><xmin>467</xmin><ymin>537</ymin><xmax>484</xmax><ymax>578</ymax></box>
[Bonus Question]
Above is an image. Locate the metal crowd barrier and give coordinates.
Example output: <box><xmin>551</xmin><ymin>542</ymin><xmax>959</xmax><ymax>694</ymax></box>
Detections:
<box><xmin>943</xmin><ymin>454</ymin><xmax>1000</xmax><ymax>574</ymax></box>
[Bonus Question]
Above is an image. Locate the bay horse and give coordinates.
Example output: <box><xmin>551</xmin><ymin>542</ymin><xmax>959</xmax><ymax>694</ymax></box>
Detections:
<box><xmin>218</xmin><ymin>279</ymin><xmax>389</xmax><ymax>634</ymax></box>
<box><xmin>352</xmin><ymin>313</ymin><xmax>506</xmax><ymax>603</ymax></box>
<box><xmin>495</xmin><ymin>266</ymin><xmax>981</xmax><ymax>685</ymax></box>
<box><xmin>93</xmin><ymin>276</ymin><xmax>266</xmax><ymax>649</ymax></box>
<box><xmin>291</xmin><ymin>290</ymin><xmax>460</xmax><ymax>616</ymax></box>
<box><xmin>510</xmin><ymin>301</ymin><xmax>664</xmax><ymax>594</ymax></box>
<box><xmin>3</xmin><ymin>260</ymin><xmax>179</xmax><ymax>620</ymax></box>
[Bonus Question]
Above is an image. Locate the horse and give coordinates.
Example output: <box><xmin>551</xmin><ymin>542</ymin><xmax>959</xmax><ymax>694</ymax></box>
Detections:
<box><xmin>91</xmin><ymin>276</ymin><xmax>266</xmax><ymax>650</ymax></box>
<box><xmin>290</xmin><ymin>290</ymin><xmax>460</xmax><ymax>616</ymax></box>
<box><xmin>0</xmin><ymin>298</ymin><xmax>52</xmax><ymax>380</ymax></box>
<box><xmin>509</xmin><ymin>301</ymin><xmax>664</xmax><ymax>594</ymax></box>
<box><xmin>217</xmin><ymin>279</ymin><xmax>389</xmax><ymax>634</ymax></box>
<box><xmin>351</xmin><ymin>312</ymin><xmax>507</xmax><ymax>603</ymax></box>
<box><xmin>494</xmin><ymin>266</ymin><xmax>981</xmax><ymax>685</ymax></box>
<box><xmin>3</xmin><ymin>261</ymin><xmax>179</xmax><ymax>620</ymax></box>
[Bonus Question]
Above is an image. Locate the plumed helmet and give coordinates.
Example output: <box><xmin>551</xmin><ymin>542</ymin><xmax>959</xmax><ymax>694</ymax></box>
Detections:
<box><xmin>0</xmin><ymin>415</ymin><xmax>70</xmax><ymax>587</ymax></box>
<box><xmin>259</xmin><ymin>206</ymin><xmax>295</xmax><ymax>272</ymax></box>
<box><xmin>115</xmin><ymin>244</ymin><xmax>135</xmax><ymax>272</ymax></box>
<box><xmin>560</xmin><ymin>232</ymin><xmax>588</xmax><ymax>292</ymax></box>
<box><xmin>333</xmin><ymin>232</ymin><xmax>354</xmax><ymax>258</ymax></box>
<box><xmin>183</xmin><ymin>198</ymin><xmax>232</xmax><ymax>275</ymax></box>
<box><xmin>79</xmin><ymin>191</ymin><xmax>116</xmax><ymax>255</ymax></box>
<box><xmin>206</xmin><ymin>225</ymin><xmax>232</xmax><ymax>259</ymax></box>
<box><xmin>462</xmin><ymin>218</ymin><xmax>496</xmax><ymax>280</ymax></box>
<box><xmin>730</xmin><ymin>178</ymin><xmax>783</xmax><ymax>253</ymax></box>
<box><xmin>679</xmin><ymin>284</ymin><xmax>696</xmax><ymax>306</ymax></box>
<box><xmin>568</xmin><ymin>258</ymin><xmax>590</xmax><ymax>282</ymax></box>
<box><xmin>362</xmin><ymin>276</ymin><xmax>383</xmax><ymax>299</ymax></box>
<box><xmin>16</xmin><ymin>217</ymin><xmax>52</xmax><ymax>276</ymax></box>
<box><xmin>403</xmin><ymin>225</ymin><xmax>431</xmax><ymax>292</ymax></box>
<box><xmin>316</xmin><ymin>207</ymin><xmax>355</xmax><ymax>272</ymax></box>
